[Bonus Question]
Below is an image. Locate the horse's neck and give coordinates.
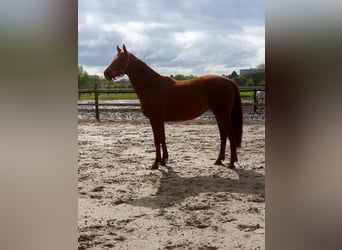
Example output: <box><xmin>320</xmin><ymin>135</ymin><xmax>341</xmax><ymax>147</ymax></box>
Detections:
<box><xmin>126</xmin><ymin>54</ymin><xmax>164</xmax><ymax>93</ymax></box>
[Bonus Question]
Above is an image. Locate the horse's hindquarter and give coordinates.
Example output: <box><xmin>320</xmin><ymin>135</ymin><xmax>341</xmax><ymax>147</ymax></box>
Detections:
<box><xmin>204</xmin><ymin>75</ymin><xmax>237</xmax><ymax>110</ymax></box>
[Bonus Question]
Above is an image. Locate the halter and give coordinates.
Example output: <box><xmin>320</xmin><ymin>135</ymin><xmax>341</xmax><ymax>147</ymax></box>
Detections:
<box><xmin>111</xmin><ymin>52</ymin><xmax>130</xmax><ymax>80</ymax></box>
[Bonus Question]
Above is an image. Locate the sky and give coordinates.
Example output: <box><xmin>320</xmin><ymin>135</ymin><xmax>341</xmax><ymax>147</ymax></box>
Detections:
<box><xmin>78</xmin><ymin>0</ymin><xmax>265</xmax><ymax>78</ymax></box>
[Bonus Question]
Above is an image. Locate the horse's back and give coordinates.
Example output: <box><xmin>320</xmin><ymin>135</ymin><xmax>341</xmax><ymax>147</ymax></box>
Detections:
<box><xmin>174</xmin><ymin>74</ymin><xmax>237</xmax><ymax>95</ymax></box>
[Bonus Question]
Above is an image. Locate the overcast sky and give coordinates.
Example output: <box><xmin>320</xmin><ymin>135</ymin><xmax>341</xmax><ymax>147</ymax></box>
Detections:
<box><xmin>78</xmin><ymin>0</ymin><xmax>264</xmax><ymax>78</ymax></box>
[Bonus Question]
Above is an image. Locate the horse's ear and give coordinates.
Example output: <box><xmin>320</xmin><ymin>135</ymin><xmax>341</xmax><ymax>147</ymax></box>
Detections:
<box><xmin>117</xmin><ymin>45</ymin><xmax>122</xmax><ymax>53</ymax></box>
<box><xmin>123</xmin><ymin>44</ymin><xmax>127</xmax><ymax>53</ymax></box>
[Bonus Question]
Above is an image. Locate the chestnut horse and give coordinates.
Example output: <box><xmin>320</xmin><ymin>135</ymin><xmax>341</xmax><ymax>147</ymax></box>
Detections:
<box><xmin>104</xmin><ymin>45</ymin><xmax>242</xmax><ymax>169</ymax></box>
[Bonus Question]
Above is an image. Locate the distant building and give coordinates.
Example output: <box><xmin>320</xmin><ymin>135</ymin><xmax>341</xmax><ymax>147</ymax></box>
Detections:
<box><xmin>240</xmin><ymin>68</ymin><xmax>255</xmax><ymax>75</ymax></box>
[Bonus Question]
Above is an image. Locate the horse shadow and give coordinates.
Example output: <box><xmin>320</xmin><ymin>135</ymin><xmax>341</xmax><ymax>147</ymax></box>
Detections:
<box><xmin>125</xmin><ymin>165</ymin><xmax>264</xmax><ymax>209</ymax></box>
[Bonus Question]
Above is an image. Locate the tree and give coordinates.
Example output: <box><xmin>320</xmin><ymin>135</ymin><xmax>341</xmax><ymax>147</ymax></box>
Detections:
<box><xmin>172</xmin><ymin>74</ymin><xmax>197</xmax><ymax>80</ymax></box>
<box><xmin>246</xmin><ymin>77</ymin><xmax>255</xmax><ymax>86</ymax></box>
<box><xmin>78</xmin><ymin>65</ymin><xmax>83</xmax><ymax>88</ymax></box>
<box><xmin>228</xmin><ymin>71</ymin><xmax>238</xmax><ymax>78</ymax></box>
<box><xmin>255</xmin><ymin>64</ymin><xmax>265</xmax><ymax>72</ymax></box>
<box><xmin>173</xmin><ymin>74</ymin><xmax>188</xmax><ymax>80</ymax></box>
<box><xmin>79</xmin><ymin>68</ymin><xmax>90</xmax><ymax>89</ymax></box>
<box><xmin>78</xmin><ymin>65</ymin><xmax>108</xmax><ymax>89</ymax></box>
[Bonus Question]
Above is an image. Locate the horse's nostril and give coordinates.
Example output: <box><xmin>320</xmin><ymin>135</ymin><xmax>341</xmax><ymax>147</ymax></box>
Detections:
<box><xmin>104</xmin><ymin>70</ymin><xmax>111</xmax><ymax>80</ymax></box>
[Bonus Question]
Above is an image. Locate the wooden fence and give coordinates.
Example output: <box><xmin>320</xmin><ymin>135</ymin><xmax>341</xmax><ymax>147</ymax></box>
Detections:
<box><xmin>78</xmin><ymin>86</ymin><xmax>265</xmax><ymax>121</ymax></box>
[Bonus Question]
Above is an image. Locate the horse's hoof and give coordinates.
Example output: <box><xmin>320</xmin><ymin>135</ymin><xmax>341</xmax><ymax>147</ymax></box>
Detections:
<box><xmin>214</xmin><ymin>159</ymin><xmax>223</xmax><ymax>165</ymax></box>
<box><xmin>151</xmin><ymin>164</ymin><xmax>159</xmax><ymax>170</ymax></box>
<box><xmin>161</xmin><ymin>156</ymin><xmax>169</xmax><ymax>166</ymax></box>
<box><xmin>228</xmin><ymin>163</ymin><xmax>236</xmax><ymax>169</ymax></box>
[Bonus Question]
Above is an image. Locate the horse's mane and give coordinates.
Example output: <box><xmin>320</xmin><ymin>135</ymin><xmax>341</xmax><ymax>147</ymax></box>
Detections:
<box><xmin>129</xmin><ymin>52</ymin><xmax>162</xmax><ymax>78</ymax></box>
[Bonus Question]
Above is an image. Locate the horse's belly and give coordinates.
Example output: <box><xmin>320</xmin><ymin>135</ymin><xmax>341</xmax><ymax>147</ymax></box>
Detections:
<box><xmin>164</xmin><ymin>103</ymin><xmax>209</xmax><ymax>121</ymax></box>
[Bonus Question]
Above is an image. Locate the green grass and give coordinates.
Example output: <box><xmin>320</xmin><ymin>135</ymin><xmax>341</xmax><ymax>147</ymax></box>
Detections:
<box><xmin>79</xmin><ymin>91</ymin><xmax>254</xmax><ymax>100</ymax></box>
<box><xmin>240</xmin><ymin>91</ymin><xmax>254</xmax><ymax>98</ymax></box>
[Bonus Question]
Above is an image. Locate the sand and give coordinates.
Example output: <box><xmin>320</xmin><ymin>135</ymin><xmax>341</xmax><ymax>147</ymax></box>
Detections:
<box><xmin>78</xmin><ymin>120</ymin><xmax>265</xmax><ymax>249</ymax></box>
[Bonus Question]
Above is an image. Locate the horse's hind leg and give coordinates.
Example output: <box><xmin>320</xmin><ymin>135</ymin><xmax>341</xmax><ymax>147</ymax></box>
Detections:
<box><xmin>214</xmin><ymin>113</ymin><xmax>238</xmax><ymax>169</ymax></box>
<box><xmin>160</xmin><ymin>123</ymin><xmax>168</xmax><ymax>166</ymax></box>
<box><xmin>226</xmin><ymin>120</ymin><xmax>238</xmax><ymax>169</ymax></box>
<box><xmin>214</xmin><ymin>119</ymin><xmax>227</xmax><ymax>166</ymax></box>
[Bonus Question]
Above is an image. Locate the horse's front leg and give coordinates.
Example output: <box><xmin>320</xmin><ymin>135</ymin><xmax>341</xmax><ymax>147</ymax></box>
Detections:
<box><xmin>160</xmin><ymin>123</ymin><xmax>168</xmax><ymax>166</ymax></box>
<box><xmin>149</xmin><ymin>119</ymin><xmax>167</xmax><ymax>169</ymax></box>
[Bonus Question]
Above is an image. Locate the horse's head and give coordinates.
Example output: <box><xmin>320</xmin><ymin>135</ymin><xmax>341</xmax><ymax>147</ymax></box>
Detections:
<box><xmin>104</xmin><ymin>44</ymin><xmax>130</xmax><ymax>80</ymax></box>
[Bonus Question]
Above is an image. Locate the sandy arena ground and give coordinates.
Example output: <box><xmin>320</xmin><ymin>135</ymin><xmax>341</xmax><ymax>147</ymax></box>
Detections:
<box><xmin>78</xmin><ymin>120</ymin><xmax>265</xmax><ymax>249</ymax></box>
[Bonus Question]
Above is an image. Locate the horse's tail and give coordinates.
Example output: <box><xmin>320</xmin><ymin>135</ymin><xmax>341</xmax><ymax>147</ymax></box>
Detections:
<box><xmin>232</xmin><ymin>86</ymin><xmax>243</xmax><ymax>147</ymax></box>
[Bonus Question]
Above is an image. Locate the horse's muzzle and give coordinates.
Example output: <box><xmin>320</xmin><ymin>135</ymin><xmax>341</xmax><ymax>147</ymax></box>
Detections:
<box><xmin>104</xmin><ymin>68</ymin><xmax>125</xmax><ymax>81</ymax></box>
<box><xmin>104</xmin><ymin>69</ymin><xmax>113</xmax><ymax>81</ymax></box>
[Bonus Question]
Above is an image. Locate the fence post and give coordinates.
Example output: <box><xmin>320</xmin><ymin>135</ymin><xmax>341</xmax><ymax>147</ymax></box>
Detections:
<box><xmin>94</xmin><ymin>83</ymin><xmax>100</xmax><ymax>121</ymax></box>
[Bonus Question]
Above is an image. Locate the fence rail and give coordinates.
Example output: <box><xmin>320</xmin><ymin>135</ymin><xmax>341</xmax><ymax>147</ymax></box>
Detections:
<box><xmin>78</xmin><ymin>86</ymin><xmax>265</xmax><ymax>120</ymax></box>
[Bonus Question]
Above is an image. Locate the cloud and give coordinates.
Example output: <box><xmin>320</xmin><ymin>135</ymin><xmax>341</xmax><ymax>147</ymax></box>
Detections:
<box><xmin>78</xmin><ymin>0</ymin><xmax>265</xmax><ymax>76</ymax></box>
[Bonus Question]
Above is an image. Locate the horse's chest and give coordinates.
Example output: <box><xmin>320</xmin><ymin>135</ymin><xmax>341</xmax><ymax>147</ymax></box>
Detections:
<box><xmin>140</xmin><ymin>99</ymin><xmax>164</xmax><ymax>117</ymax></box>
